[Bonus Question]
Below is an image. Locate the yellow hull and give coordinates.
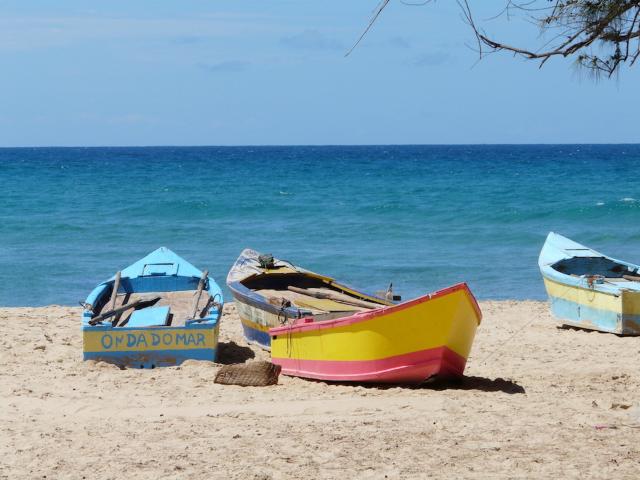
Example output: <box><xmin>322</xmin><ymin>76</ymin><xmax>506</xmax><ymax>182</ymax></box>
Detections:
<box><xmin>543</xmin><ymin>277</ymin><xmax>640</xmax><ymax>334</ymax></box>
<box><xmin>269</xmin><ymin>283</ymin><xmax>481</xmax><ymax>383</ymax></box>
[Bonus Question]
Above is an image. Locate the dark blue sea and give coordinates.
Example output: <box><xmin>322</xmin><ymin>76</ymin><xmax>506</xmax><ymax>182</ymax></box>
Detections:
<box><xmin>1</xmin><ymin>145</ymin><xmax>640</xmax><ymax>307</ymax></box>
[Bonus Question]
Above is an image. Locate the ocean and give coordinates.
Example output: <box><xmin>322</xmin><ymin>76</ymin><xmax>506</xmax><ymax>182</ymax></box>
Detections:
<box><xmin>1</xmin><ymin>144</ymin><xmax>640</xmax><ymax>307</ymax></box>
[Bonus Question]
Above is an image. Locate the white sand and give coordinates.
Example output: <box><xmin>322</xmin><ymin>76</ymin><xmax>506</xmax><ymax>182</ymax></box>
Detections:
<box><xmin>1</xmin><ymin>301</ymin><xmax>639</xmax><ymax>479</ymax></box>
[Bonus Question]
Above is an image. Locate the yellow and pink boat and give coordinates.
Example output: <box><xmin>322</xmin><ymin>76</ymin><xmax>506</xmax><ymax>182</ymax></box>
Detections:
<box><xmin>227</xmin><ymin>249</ymin><xmax>482</xmax><ymax>384</ymax></box>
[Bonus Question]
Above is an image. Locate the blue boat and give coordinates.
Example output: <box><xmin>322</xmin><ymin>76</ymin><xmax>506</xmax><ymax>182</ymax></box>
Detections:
<box><xmin>82</xmin><ymin>247</ymin><xmax>223</xmax><ymax>367</ymax></box>
<box><xmin>539</xmin><ymin>232</ymin><xmax>640</xmax><ymax>335</ymax></box>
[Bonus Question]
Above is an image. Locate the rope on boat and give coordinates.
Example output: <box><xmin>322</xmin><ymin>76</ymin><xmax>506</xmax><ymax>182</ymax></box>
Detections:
<box><xmin>479</xmin><ymin>275</ymin><xmax>604</xmax><ymax>366</ymax></box>
<box><xmin>274</xmin><ymin>299</ymin><xmax>296</xmax><ymax>357</ymax></box>
<box><xmin>478</xmin><ymin>314</ymin><xmax>538</xmax><ymax>366</ymax></box>
<box><xmin>276</xmin><ymin>298</ymin><xmax>291</xmax><ymax>325</ymax></box>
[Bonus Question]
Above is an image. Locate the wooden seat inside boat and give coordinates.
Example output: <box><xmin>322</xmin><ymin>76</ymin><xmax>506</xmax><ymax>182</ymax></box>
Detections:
<box><xmin>127</xmin><ymin>306</ymin><xmax>171</xmax><ymax>327</ymax></box>
<box><xmin>241</xmin><ymin>271</ymin><xmax>388</xmax><ymax>321</ymax></box>
<box><xmin>257</xmin><ymin>288</ymin><xmax>367</xmax><ymax>314</ymax></box>
<box><xmin>97</xmin><ymin>290</ymin><xmax>213</xmax><ymax>327</ymax></box>
<box><xmin>605</xmin><ymin>275</ymin><xmax>640</xmax><ymax>283</ymax></box>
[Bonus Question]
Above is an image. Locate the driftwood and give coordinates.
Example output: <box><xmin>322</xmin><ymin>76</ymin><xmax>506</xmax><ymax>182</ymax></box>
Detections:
<box><xmin>287</xmin><ymin>286</ymin><xmax>380</xmax><ymax>309</ymax></box>
<box><xmin>89</xmin><ymin>296</ymin><xmax>161</xmax><ymax>325</ymax></box>
<box><xmin>191</xmin><ymin>270</ymin><xmax>208</xmax><ymax>319</ymax></box>
<box><xmin>214</xmin><ymin>361</ymin><xmax>282</xmax><ymax>387</ymax></box>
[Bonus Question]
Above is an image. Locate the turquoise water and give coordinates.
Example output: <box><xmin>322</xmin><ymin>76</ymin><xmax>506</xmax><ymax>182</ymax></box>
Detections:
<box><xmin>1</xmin><ymin>145</ymin><xmax>640</xmax><ymax>306</ymax></box>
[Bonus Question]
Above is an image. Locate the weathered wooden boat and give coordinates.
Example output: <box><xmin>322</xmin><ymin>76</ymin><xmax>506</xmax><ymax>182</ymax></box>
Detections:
<box><xmin>539</xmin><ymin>232</ymin><xmax>640</xmax><ymax>335</ymax></box>
<box><xmin>82</xmin><ymin>247</ymin><xmax>223</xmax><ymax>368</ymax></box>
<box><xmin>227</xmin><ymin>249</ymin><xmax>482</xmax><ymax>383</ymax></box>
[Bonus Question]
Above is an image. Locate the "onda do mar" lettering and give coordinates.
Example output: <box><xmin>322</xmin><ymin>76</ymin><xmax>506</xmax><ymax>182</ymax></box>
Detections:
<box><xmin>99</xmin><ymin>332</ymin><xmax>207</xmax><ymax>350</ymax></box>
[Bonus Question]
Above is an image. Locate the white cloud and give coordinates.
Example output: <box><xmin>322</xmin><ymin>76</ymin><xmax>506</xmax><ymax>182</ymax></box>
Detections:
<box><xmin>0</xmin><ymin>14</ymin><xmax>280</xmax><ymax>52</ymax></box>
<box><xmin>413</xmin><ymin>52</ymin><xmax>450</xmax><ymax>67</ymax></box>
<box><xmin>280</xmin><ymin>29</ymin><xmax>343</xmax><ymax>51</ymax></box>
<box><xmin>197</xmin><ymin>60</ymin><xmax>250</xmax><ymax>73</ymax></box>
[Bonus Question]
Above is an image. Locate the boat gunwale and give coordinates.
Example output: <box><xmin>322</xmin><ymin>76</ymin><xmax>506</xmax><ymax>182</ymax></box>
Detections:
<box><xmin>540</xmin><ymin>270</ymin><xmax>624</xmax><ymax>298</ymax></box>
<box><xmin>269</xmin><ymin>282</ymin><xmax>482</xmax><ymax>336</ymax></box>
<box><xmin>227</xmin><ymin>280</ymin><xmax>313</xmax><ymax>319</ymax></box>
<box><xmin>226</xmin><ymin>248</ymin><xmax>393</xmax><ymax>320</ymax></box>
<box><xmin>82</xmin><ymin>247</ymin><xmax>223</xmax><ymax>330</ymax></box>
<box><xmin>539</xmin><ymin>232</ymin><xmax>640</xmax><ymax>296</ymax></box>
<box><xmin>82</xmin><ymin>276</ymin><xmax>222</xmax><ymax>329</ymax></box>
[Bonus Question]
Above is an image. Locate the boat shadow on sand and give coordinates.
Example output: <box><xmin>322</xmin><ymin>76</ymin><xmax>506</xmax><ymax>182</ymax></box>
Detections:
<box><xmin>318</xmin><ymin>376</ymin><xmax>525</xmax><ymax>394</ymax></box>
<box><xmin>421</xmin><ymin>375</ymin><xmax>525</xmax><ymax>394</ymax></box>
<box><xmin>217</xmin><ymin>341</ymin><xmax>256</xmax><ymax>365</ymax></box>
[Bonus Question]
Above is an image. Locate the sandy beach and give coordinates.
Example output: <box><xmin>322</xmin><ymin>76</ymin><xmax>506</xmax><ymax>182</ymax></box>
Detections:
<box><xmin>1</xmin><ymin>301</ymin><xmax>639</xmax><ymax>479</ymax></box>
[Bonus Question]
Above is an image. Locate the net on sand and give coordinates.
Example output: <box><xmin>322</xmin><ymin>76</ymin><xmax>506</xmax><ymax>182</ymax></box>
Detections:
<box><xmin>214</xmin><ymin>361</ymin><xmax>282</xmax><ymax>387</ymax></box>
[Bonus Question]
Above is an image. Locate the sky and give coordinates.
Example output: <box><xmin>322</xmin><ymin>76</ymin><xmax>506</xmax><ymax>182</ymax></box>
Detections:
<box><xmin>0</xmin><ymin>0</ymin><xmax>638</xmax><ymax>146</ymax></box>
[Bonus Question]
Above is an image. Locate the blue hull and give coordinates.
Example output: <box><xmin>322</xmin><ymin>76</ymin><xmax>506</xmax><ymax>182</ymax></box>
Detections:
<box><xmin>242</xmin><ymin>322</ymin><xmax>271</xmax><ymax>350</ymax></box>
<box><xmin>83</xmin><ymin>348</ymin><xmax>217</xmax><ymax>368</ymax></box>
<box><xmin>550</xmin><ymin>296</ymin><xmax>640</xmax><ymax>335</ymax></box>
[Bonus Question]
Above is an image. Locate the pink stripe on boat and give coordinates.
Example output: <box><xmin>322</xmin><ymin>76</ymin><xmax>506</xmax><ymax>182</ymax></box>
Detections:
<box><xmin>272</xmin><ymin>346</ymin><xmax>467</xmax><ymax>384</ymax></box>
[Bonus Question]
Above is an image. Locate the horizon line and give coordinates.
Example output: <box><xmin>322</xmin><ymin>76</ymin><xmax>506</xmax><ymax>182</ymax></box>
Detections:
<box><xmin>1</xmin><ymin>142</ymin><xmax>640</xmax><ymax>149</ymax></box>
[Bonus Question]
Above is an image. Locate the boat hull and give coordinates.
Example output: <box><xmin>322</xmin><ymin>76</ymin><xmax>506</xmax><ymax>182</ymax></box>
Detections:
<box><xmin>542</xmin><ymin>276</ymin><xmax>640</xmax><ymax>335</ymax></box>
<box><xmin>538</xmin><ymin>232</ymin><xmax>640</xmax><ymax>335</ymax></box>
<box><xmin>241</xmin><ymin>319</ymin><xmax>272</xmax><ymax>350</ymax></box>
<box><xmin>233</xmin><ymin>295</ymin><xmax>282</xmax><ymax>350</ymax></box>
<box><xmin>273</xmin><ymin>346</ymin><xmax>466</xmax><ymax>383</ymax></box>
<box><xmin>83</xmin><ymin>324</ymin><xmax>220</xmax><ymax>368</ymax></box>
<box><xmin>269</xmin><ymin>283</ymin><xmax>481</xmax><ymax>384</ymax></box>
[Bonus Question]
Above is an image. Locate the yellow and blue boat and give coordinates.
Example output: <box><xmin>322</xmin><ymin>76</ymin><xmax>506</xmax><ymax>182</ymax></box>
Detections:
<box><xmin>227</xmin><ymin>249</ymin><xmax>482</xmax><ymax>383</ymax></box>
<box><xmin>539</xmin><ymin>232</ymin><xmax>640</xmax><ymax>335</ymax></box>
<box><xmin>82</xmin><ymin>247</ymin><xmax>223</xmax><ymax>368</ymax></box>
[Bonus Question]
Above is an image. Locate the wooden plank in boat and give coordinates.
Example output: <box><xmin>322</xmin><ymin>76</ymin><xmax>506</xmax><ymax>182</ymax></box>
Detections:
<box><xmin>293</xmin><ymin>297</ymin><xmax>363</xmax><ymax>312</ymax></box>
<box><xmin>256</xmin><ymin>289</ymin><xmax>363</xmax><ymax>313</ymax></box>
<box><xmin>307</xmin><ymin>287</ymin><xmax>384</xmax><ymax>307</ymax></box>
<box><xmin>288</xmin><ymin>286</ymin><xmax>380</xmax><ymax>309</ymax></box>
<box><xmin>263</xmin><ymin>266</ymin><xmax>298</xmax><ymax>275</ymax></box>
<box><xmin>256</xmin><ymin>289</ymin><xmax>325</xmax><ymax>314</ymax></box>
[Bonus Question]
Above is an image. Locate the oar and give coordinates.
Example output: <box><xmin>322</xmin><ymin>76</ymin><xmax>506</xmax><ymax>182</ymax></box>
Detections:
<box><xmin>88</xmin><ymin>296</ymin><xmax>161</xmax><ymax>326</ymax></box>
<box><xmin>108</xmin><ymin>271</ymin><xmax>121</xmax><ymax>311</ymax></box>
<box><xmin>307</xmin><ymin>287</ymin><xmax>385</xmax><ymax>309</ymax></box>
<box><xmin>106</xmin><ymin>271</ymin><xmax>125</xmax><ymax>327</ymax></box>
<box><xmin>287</xmin><ymin>286</ymin><xmax>381</xmax><ymax>309</ymax></box>
<box><xmin>190</xmin><ymin>270</ymin><xmax>209</xmax><ymax>319</ymax></box>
